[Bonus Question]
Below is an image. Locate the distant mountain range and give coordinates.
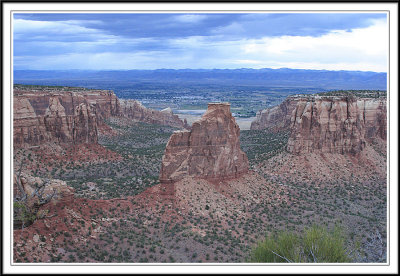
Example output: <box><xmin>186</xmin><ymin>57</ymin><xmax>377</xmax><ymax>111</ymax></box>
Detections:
<box><xmin>14</xmin><ymin>68</ymin><xmax>387</xmax><ymax>90</ymax></box>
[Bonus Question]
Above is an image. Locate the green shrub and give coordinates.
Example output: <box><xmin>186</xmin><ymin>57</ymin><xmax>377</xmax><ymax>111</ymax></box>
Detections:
<box><xmin>13</xmin><ymin>201</ymin><xmax>36</xmax><ymax>228</ymax></box>
<box><xmin>249</xmin><ymin>224</ymin><xmax>352</xmax><ymax>263</ymax></box>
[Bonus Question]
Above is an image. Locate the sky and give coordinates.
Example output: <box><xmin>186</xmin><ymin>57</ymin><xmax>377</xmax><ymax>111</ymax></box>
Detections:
<box><xmin>13</xmin><ymin>13</ymin><xmax>388</xmax><ymax>72</ymax></box>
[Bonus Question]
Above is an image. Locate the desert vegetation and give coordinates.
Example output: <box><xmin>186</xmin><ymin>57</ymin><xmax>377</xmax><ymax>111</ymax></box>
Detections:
<box><xmin>13</xmin><ymin>119</ymin><xmax>176</xmax><ymax>200</ymax></box>
<box><xmin>12</xmin><ymin>88</ymin><xmax>387</xmax><ymax>263</ymax></box>
<box><xmin>249</xmin><ymin>224</ymin><xmax>355</xmax><ymax>263</ymax></box>
<box><xmin>240</xmin><ymin>129</ymin><xmax>289</xmax><ymax>166</ymax></box>
<box><xmin>13</xmin><ymin>121</ymin><xmax>386</xmax><ymax>263</ymax></box>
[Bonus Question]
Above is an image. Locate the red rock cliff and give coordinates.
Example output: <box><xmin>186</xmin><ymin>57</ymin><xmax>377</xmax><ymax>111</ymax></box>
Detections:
<box><xmin>14</xmin><ymin>86</ymin><xmax>188</xmax><ymax>147</ymax></box>
<box><xmin>159</xmin><ymin>103</ymin><xmax>249</xmax><ymax>183</ymax></box>
<box><xmin>14</xmin><ymin>88</ymin><xmax>119</xmax><ymax>119</ymax></box>
<box><xmin>250</xmin><ymin>94</ymin><xmax>387</xmax><ymax>155</ymax></box>
<box><xmin>13</xmin><ymin>92</ymin><xmax>99</xmax><ymax>146</ymax></box>
<box><xmin>13</xmin><ymin>87</ymin><xmax>120</xmax><ymax>146</ymax></box>
<box><xmin>250</xmin><ymin>97</ymin><xmax>298</xmax><ymax>131</ymax></box>
<box><xmin>287</xmin><ymin>96</ymin><xmax>387</xmax><ymax>154</ymax></box>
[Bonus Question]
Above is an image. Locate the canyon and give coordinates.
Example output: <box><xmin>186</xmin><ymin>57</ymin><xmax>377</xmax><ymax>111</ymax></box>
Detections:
<box><xmin>13</xmin><ymin>86</ymin><xmax>187</xmax><ymax>147</ymax></box>
<box><xmin>12</xmin><ymin>86</ymin><xmax>387</xmax><ymax>264</ymax></box>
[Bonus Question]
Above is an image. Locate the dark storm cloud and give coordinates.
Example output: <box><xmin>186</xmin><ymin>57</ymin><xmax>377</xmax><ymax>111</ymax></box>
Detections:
<box><xmin>13</xmin><ymin>13</ymin><xmax>237</xmax><ymax>39</ymax></box>
<box><xmin>234</xmin><ymin>13</ymin><xmax>386</xmax><ymax>37</ymax></box>
<box><xmin>13</xmin><ymin>13</ymin><xmax>386</xmax><ymax>39</ymax></box>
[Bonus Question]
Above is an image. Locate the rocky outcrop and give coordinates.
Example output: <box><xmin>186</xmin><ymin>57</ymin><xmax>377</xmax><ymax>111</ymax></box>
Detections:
<box><xmin>14</xmin><ymin>172</ymin><xmax>74</xmax><ymax>202</ymax></box>
<box><xmin>13</xmin><ymin>86</ymin><xmax>188</xmax><ymax>147</ymax></box>
<box><xmin>72</xmin><ymin>103</ymin><xmax>98</xmax><ymax>144</ymax></box>
<box><xmin>251</xmin><ymin>94</ymin><xmax>386</xmax><ymax>155</ymax></box>
<box><xmin>83</xmin><ymin>90</ymin><xmax>120</xmax><ymax>120</ymax></box>
<box><xmin>250</xmin><ymin>97</ymin><xmax>298</xmax><ymax>131</ymax></box>
<box><xmin>14</xmin><ymin>88</ymin><xmax>119</xmax><ymax>119</ymax></box>
<box><xmin>119</xmin><ymin>99</ymin><xmax>188</xmax><ymax>129</ymax></box>
<box><xmin>287</xmin><ymin>96</ymin><xmax>386</xmax><ymax>154</ymax></box>
<box><xmin>159</xmin><ymin>103</ymin><xmax>249</xmax><ymax>183</ymax></box>
<box><xmin>14</xmin><ymin>97</ymin><xmax>49</xmax><ymax>146</ymax></box>
<box><xmin>13</xmin><ymin>92</ymin><xmax>98</xmax><ymax>147</ymax></box>
<box><xmin>363</xmin><ymin>99</ymin><xmax>387</xmax><ymax>140</ymax></box>
<box><xmin>13</xmin><ymin>172</ymin><xmax>75</xmax><ymax>228</ymax></box>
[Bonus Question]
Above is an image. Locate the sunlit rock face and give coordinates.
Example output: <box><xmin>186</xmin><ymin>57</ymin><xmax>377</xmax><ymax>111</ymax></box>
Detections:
<box><xmin>286</xmin><ymin>96</ymin><xmax>386</xmax><ymax>154</ymax></box>
<box><xmin>13</xmin><ymin>87</ymin><xmax>188</xmax><ymax>147</ymax></box>
<box><xmin>251</xmin><ymin>95</ymin><xmax>386</xmax><ymax>155</ymax></box>
<box><xmin>160</xmin><ymin>103</ymin><xmax>249</xmax><ymax>183</ymax></box>
<box><xmin>13</xmin><ymin>91</ymin><xmax>99</xmax><ymax>146</ymax></box>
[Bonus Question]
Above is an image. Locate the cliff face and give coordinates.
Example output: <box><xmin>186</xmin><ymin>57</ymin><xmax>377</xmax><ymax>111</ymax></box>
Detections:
<box><xmin>251</xmin><ymin>95</ymin><xmax>387</xmax><ymax>155</ymax></box>
<box><xmin>250</xmin><ymin>98</ymin><xmax>298</xmax><ymax>131</ymax></box>
<box><xmin>15</xmin><ymin>89</ymin><xmax>119</xmax><ymax>119</ymax></box>
<box><xmin>159</xmin><ymin>103</ymin><xmax>249</xmax><ymax>183</ymax></box>
<box><xmin>72</xmin><ymin>103</ymin><xmax>98</xmax><ymax>144</ymax></box>
<box><xmin>14</xmin><ymin>87</ymin><xmax>188</xmax><ymax>147</ymax></box>
<box><xmin>287</xmin><ymin>96</ymin><xmax>386</xmax><ymax>154</ymax></box>
<box><xmin>13</xmin><ymin>96</ymin><xmax>98</xmax><ymax>146</ymax></box>
<box><xmin>84</xmin><ymin>91</ymin><xmax>120</xmax><ymax>121</ymax></box>
<box><xmin>119</xmin><ymin>99</ymin><xmax>188</xmax><ymax>129</ymax></box>
<box><xmin>13</xmin><ymin>89</ymin><xmax>103</xmax><ymax>147</ymax></box>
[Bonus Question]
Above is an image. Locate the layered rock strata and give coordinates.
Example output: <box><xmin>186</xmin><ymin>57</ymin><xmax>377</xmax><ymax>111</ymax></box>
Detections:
<box><xmin>14</xmin><ymin>88</ymin><xmax>120</xmax><ymax>120</ymax></box>
<box><xmin>250</xmin><ymin>97</ymin><xmax>298</xmax><ymax>131</ymax></box>
<box><xmin>14</xmin><ymin>94</ymin><xmax>98</xmax><ymax>146</ymax></box>
<box><xmin>251</xmin><ymin>94</ymin><xmax>387</xmax><ymax>155</ymax></box>
<box><xmin>119</xmin><ymin>99</ymin><xmax>188</xmax><ymax>129</ymax></box>
<box><xmin>13</xmin><ymin>87</ymin><xmax>187</xmax><ymax>147</ymax></box>
<box><xmin>287</xmin><ymin>96</ymin><xmax>386</xmax><ymax>154</ymax></box>
<box><xmin>159</xmin><ymin>103</ymin><xmax>249</xmax><ymax>183</ymax></box>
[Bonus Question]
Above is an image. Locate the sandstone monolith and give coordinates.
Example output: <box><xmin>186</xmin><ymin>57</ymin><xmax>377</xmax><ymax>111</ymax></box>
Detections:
<box><xmin>159</xmin><ymin>103</ymin><xmax>249</xmax><ymax>183</ymax></box>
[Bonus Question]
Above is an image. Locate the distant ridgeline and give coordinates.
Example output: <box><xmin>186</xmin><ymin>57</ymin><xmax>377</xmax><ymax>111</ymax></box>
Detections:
<box><xmin>14</xmin><ymin>68</ymin><xmax>387</xmax><ymax>90</ymax></box>
<box><xmin>13</xmin><ymin>84</ymin><xmax>104</xmax><ymax>92</ymax></box>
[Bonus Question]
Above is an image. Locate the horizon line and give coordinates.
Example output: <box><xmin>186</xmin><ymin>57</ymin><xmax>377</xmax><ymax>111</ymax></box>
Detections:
<box><xmin>13</xmin><ymin>67</ymin><xmax>387</xmax><ymax>74</ymax></box>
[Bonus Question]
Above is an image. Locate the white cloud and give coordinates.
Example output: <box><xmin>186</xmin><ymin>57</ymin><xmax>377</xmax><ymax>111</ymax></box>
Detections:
<box><xmin>240</xmin><ymin>18</ymin><xmax>388</xmax><ymax>72</ymax></box>
<box><xmin>163</xmin><ymin>18</ymin><xmax>387</xmax><ymax>72</ymax></box>
<box><xmin>13</xmin><ymin>19</ymin><xmax>101</xmax><ymax>35</ymax></box>
<box><xmin>173</xmin><ymin>14</ymin><xmax>208</xmax><ymax>23</ymax></box>
<box><xmin>13</xmin><ymin>18</ymin><xmax>388</xmax><ymax>72</ymax></box>
<box><xmin>233</xmin><ymin>59</ymin><xmax>263</xmax><ymax>65</ymax></box>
